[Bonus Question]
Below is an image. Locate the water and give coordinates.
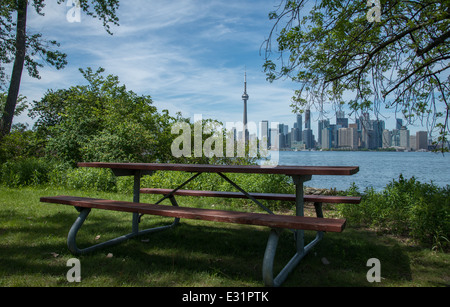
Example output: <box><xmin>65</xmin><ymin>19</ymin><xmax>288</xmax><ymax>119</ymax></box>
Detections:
<box><xmin>267</xmin><ymin>151</ymin><xmax>450</xmax><ymax>191</ymax></box>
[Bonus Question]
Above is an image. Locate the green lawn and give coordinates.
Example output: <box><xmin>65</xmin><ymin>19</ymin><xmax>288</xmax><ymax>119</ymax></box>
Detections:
<box><xmin>0</xmin><ymin>186</ymin><xmax>448</xmax><ymax>287</ymax></box>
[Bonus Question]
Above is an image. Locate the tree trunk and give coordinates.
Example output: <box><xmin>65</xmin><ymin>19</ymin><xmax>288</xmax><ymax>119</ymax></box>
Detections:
<box><xmin>0</xmin><ymin>0</ymin><xmax>27</xmax><ymax>139</ymax></box>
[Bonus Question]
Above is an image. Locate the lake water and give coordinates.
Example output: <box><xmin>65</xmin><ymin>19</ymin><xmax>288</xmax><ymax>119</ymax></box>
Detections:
<box><xmin>264</xmin><ymin>151</ymin><xmax>450</xmax><ymax>191</ymax></box>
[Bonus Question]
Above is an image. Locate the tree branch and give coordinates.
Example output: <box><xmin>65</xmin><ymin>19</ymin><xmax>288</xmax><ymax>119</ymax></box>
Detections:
<box><xmin>416</xmin><ymin>29</ymin><xmax>450</xmax><ymax>57</ymax></box>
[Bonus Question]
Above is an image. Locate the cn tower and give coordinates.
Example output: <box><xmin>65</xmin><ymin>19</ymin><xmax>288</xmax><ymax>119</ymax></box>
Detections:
<box><xmin>242</xmin><ymin>71</ymin><xmax>249</xmax><ymax>144</ymax></box>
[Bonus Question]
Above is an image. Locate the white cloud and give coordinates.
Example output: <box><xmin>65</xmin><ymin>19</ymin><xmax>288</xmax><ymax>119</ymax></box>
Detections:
<box><xmin>12</xmin><ymin>0</ymin><xmax>306</xmax><ymax>133</ymax></box>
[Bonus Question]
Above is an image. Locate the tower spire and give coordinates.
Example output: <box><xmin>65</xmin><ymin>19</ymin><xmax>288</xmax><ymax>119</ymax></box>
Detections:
<box><xmin>244</xmin><ymin>70</ymin><xmax>247</xmax><ymax>94</ymax></box>
<box><xmin>242</xmin><ymin>69</ymin><xmax>249</xmax><ymax>145</ymax></box>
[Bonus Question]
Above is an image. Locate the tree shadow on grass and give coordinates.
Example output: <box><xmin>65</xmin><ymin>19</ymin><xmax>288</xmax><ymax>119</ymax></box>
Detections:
<box><xmin>0</xmin><ymin>207</ymin><xmax>414</xmax><ymax>287</ymax></box>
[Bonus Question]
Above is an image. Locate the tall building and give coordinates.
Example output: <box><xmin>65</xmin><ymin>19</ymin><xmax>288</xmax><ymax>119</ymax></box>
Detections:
<box><xmin>399</xmin><ymin>126</ymin><xmax>410</xmax><ymax>149</ymax></box>
<box><xmin>416</xmin><ymin>131</ymin><xmax>428</xmax><ymax>150</ymax></box>
<box><xmin>305</xmin><ymin>109</ymin><xmax>311</xmax><ymax>129</ymax></box>
<box><xmin>336</xmin><ymin>111</ymin><xmax>348</xmax><ymax>128</ymax></box>
<box><xmin>269</xmin><ymin>127</ymin><xmax>279</xmax><ymax>150</ymax></box>
<box><xmin>303</xmin><ymin>129</ymin><xmax>313</xmax><ymax>149</ymax></box>
<box><xmin>396</xmin><ymin>118</ymin><xmax>403</xmax><ymax>130</ymax></box>
<box><xmin>371</xmin><ymin>120</ymin><xmax>385</xmax><ymax>148</ymax></box>
<box><xmin>296</xmin><ymin>114</ymin><xmax>302</xmax><ymax>141</ymax></box>
<box><xmin>410</xmin><ymin>135</ymin><xmax>417</xmax><ymax>150</ymax></box>
<box><xmin>391</xmin><ymin>129</ymin><xmax>400</xmax><ymax>146</ymax></box>
<box><xmin>382</xmin><ymin>129</ymin><xmax>391</xmax><ymax>148</ymax></box>
<box><xmin>260</xmin><ymin>120</ymin><xmax>269</xmax><ymax>150</ymax></box>
<box><xmin>318</xmin><ymin>119</ymin><xmax>330</xmax><ymax>146</ymax></box>
<box><xmin>321</xmin><ymin>127</ymin><xmax>332</xmax><ymax>149</ymax></box>
<box><xmin>338</xmin><ymin>127</ymin><xmax>358</xmax><ymax>149</ymax></box>
<box><xmin>242</xmin><ymin>72</ymin><xmax>249</xmax><ymax>144</ymax></box>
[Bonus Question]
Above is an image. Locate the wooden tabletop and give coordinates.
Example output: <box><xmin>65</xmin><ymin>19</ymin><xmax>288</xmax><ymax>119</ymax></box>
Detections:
<box><xmin>78</xmin><ymin>162</ymin><xmax>359</xmax><ymax>176</ymax></box>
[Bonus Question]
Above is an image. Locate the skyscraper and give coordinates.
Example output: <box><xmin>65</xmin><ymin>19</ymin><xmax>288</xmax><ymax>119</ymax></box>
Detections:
<box><xmin>305</xmin><ymin>109</ymin><xmax>311</xmax><ymax>129</ymax></box>
<box><xmin>396</xmin><ymin>118</ymin><xmax>403</xmax><ymax>130</ymax></box>
<box><xmin>416</xmin><ymin>131</ymin><xmax>428</xmax><ymax>150</ymax></box>
<box><xmin>242</xmin><ymin>72</ymin><xmax>249</xmax><ymax>144</ymax></box>
<box><xmin>296</xmin><ymin>114</ymin><xmax>302</xmax><ymax>141</ymax></box>
<box><xmin>336</xmin><ymin>111</ymin><xmax>348</xmax><ymax>128</ymax></box>
<box><xmin>399</xmin><ymin>126</ymin><xmax>410</xmax><ymax>149</ymax></box>
<box><xmin>260</xmin><ymin>120</ymin><xmax>269</xmax><ymax>149</ymax></box>
<box><xmin>318</xmin><ymin>119</ymin><xmax>330</xmax><ymax>145</ymax></box>
<box><xmin>338</xmin><ymin>127</ymin><xmax>358</xmax><ymax>149</ymax></box>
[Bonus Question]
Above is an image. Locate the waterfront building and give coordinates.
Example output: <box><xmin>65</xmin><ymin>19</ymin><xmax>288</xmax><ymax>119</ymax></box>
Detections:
<box><xmin>260</xmin><ymin>120</ymin><xmax>269</xmax><ymax>150</ymax></box>
<box><xmin>321</xmin><ymin>127</ymin><xmax>332</xmax><ymax>149</ymax></box>
<box><xmin>291</xmin><ymin>127</ymin><xmax>299</xmax><ymax>146</ymax></box>
<box><xmin>382</xmin><ymin>129</ymin><xmax>391</xmax><ymax>148</ymax></box>
<box><xmin>396</xmin><ymin>118</ymin><xmax>403</xmax><ymax>130</ymax></box>
<box><xmin>303</xmin><ymin>128</ymin><xmax>314</xmax><ymax>149</ymax></box>
<box><xmin>318</xmin><ymin>119</ymin><xmax>330</xmax><ymax>146</ymax></box>
<box><xmin>305</xmin><ymin>109</ymin><xmax>311</xmax><ymax>129</ymax></box>
<box><xmin>416</xmin><ymin>131</ymin><xmax>428</xmax><ymax>150</ymax></box>
<box><xmin>410</xmin><ymin>135</ymin><xmax>417</xmax><ymax>151</ymax></box>
<box><xmin>391</xmin><ymin>129</ymin><xmax>400</xmax><ymax>146</ymax></box>
<box><xmin>296</xmin><ymin>114</ymin><xmax>302</xmax><ymax>141</ymax></box>
<box><xmin>338</xmin><ymin>127</ymin><xmax>358</xmax><ymax>149</ymax></box>
<box><xmin>399</xmin><ymin>126</ymin><xmax>410</xmax><ymax>149</ymax></box>
<box><xmin>336</xmin><ymin>111</ymin><xmax>348</xmax><ymax>128</ymax></box>
<box><xmin>372</xmin><ymin>120</ymin><xmax>385</xmax><ymax>148</ymax></box>
<box><xmin>269</xmin><ymin>127</ymin><xmax>279</xmax><ymax>150</ymax></box>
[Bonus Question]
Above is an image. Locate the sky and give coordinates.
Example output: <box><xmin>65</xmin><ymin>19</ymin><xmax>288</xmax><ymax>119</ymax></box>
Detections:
<box><xmin>10</xmin><ymin>0</ymin><xmax>433</xmax><ymax>138</ymax></box>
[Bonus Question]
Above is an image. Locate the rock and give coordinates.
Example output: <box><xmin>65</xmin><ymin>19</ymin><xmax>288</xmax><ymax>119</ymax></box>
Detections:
<box><xmin>321</xmin><ymin>257</ymin><xmax>330</xmax><ymax>265</ymax></box>
<box><xmin>304</xmin><ymin>187</ymin><xmax>335</xmax><ymax>195</ymax></box>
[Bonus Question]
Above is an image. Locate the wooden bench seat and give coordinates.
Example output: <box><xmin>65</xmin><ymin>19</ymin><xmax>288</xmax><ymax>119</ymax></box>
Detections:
<box><xmin>40</xmin><ymin>195</ymin><xmax>346</xmax><ymax>232</ymax></box>
<box><xmin>140</xmin><ymin>188</ymin><xmax>361</xmax><ymax>204</ymax></box>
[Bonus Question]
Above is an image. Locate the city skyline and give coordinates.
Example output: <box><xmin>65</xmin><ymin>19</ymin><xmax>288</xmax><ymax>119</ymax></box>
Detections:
<box><xmin>259</xmin><ymin>112</ymin><xmax>431</xmax><ymax>151</ymax></box>
<box><xmin>237</xmin><ymin>111</ymin><xmax>431</xmax><ymax>151</ymax></box>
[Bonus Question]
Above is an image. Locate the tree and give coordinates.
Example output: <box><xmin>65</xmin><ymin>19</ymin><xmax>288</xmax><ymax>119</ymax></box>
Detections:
<box><xmin>263</xmin><ymin>0</ymin><xmax>450</xmax><ymax>148</ymax></box>
<box><xmin>30</xmin><ymin>67</ymin><xmax>174</xmax><ymax>165</ymax></box>
<box><xmin>0</xmin><ymin>0</ymin><xmax>120</xmax><ymax>139</ymax></box>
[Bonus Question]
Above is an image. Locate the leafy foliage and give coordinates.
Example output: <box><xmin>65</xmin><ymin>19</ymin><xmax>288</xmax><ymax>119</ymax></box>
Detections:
<box><xmin>263</xmin><ymin>0</ymin><xmax>450</xmax><ymax>147</ymax></box>
<box><xmin>0</xmin><ymin>157</ymin><xmax>53</xmax><ymax>187</ymax></box>
<box><xmin>29</xmin><ymin>67</ymin><xmax>175</xmax><ymax>165</ymax></box>
<box><xmin>339</xmin><ymin>175</ymin><xmax>450</xmax><ymax>250</ymax></box>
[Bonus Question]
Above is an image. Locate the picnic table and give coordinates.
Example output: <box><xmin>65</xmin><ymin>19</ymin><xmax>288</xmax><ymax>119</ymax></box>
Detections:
<box><xmin>41</xmin><ymin>162</ymin><xmax>359</xmax><ymax>286</ymax></box>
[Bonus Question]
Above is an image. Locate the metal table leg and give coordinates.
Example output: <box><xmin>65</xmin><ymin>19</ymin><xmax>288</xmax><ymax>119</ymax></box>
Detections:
<box><xmin>66</xmin><ymin>170</ymin><xmax>179</xmax><ymax>255</ymax></box>
<box><xmin>262</xmin><ymin>175</ymin><xmax>326</xmax><ymax>287</ymax></box>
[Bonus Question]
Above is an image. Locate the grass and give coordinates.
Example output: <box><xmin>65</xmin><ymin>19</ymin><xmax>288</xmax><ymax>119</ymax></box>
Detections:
<box><xmin>0</xmin><ymin>186</ymin><xmax>449</xmax><ymax>287</ymax></box>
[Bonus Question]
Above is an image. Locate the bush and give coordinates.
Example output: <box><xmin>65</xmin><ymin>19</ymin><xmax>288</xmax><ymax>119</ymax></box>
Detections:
<box><xmin>0</xmin><ymin>158</ymin><xmax>54</xmax><ymax>187</ymax></box>
<box><xmin>63</xmin><ymin>167</ymin><xmax>117</xmax><ymax>192</ymax></box>
<box><xmin>0</xmin><ymin>129</ymin><xmax>45</xmax><ymax>164</ymax></box>
<box><xmin>339</xmin><ymin>175</ymin><xmax>450</xmax><ymax>250</ymax></box>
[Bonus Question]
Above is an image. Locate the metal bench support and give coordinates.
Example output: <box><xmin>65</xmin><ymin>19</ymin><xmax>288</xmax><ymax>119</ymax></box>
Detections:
<box><xmin>262</xmin><ymin>204</ymin><xmax>324</xmax><ymax>287</ymax></box>
<box><xmin>67</xmin><ymin>170</ymin><xmax>179</xmax><ymax>255</ymax></box>
<box><xmin>262</xmin><ymin>174</ymin><xmax>326</xmax><ymax>287</ymax></box>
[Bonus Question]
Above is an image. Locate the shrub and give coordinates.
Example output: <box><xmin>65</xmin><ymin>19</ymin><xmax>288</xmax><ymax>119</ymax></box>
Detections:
<box><xmin>0</xmin><ymin>130</ymin><xmax>45</xmax><ymax>163</ymax></box>
<box><xmin>63</xmin><ymin>167</ymin><xmax>117</xmax><ymax>192</ymax></box>
<box><xmin>0</xmin><ymin>158</ymin><xmax>53</xmax><ymax>187</ymax></box>
<box><xmin>339</xmin><ymin>175</ymin><xmax>449</xmax><ymax>250</ymax></box>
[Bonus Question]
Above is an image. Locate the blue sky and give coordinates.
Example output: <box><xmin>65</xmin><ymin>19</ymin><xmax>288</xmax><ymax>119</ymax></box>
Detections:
<box><xmin>12</xmin><ymin>0</ymin><xmax>431</xmax><ymax>137</ymax></box>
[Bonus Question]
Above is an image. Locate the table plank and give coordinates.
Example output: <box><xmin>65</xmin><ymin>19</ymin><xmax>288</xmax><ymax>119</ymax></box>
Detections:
<box><xmin>140</xmin><ymin>188</ymin><xmax>362</xmax><ymax>204</ymax></box>
<box><xmin>77</xmin><ymin>162</ymin><xmax>359</xmax><ymax>176</ymax></box>
<box><xmin>40</xmin><ymin>195</ymin><xmax>346</xmax><ymax>232</ymax></box>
